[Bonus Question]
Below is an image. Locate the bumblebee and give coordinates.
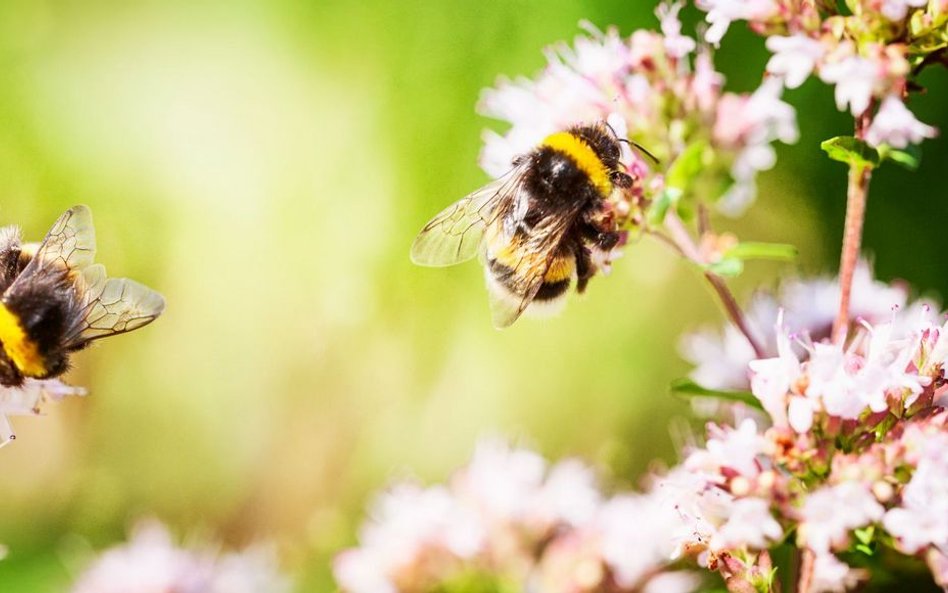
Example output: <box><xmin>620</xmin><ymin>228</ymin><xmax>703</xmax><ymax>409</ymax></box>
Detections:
<box><xmin>411</xmin><ymin>122</ymin><xmax>636</xmax><ymax>328</ymax></box>
<box><xmin>0</xmin><ymin>205</ymin><xmax>165</xmax><ymax>387</ymax></box>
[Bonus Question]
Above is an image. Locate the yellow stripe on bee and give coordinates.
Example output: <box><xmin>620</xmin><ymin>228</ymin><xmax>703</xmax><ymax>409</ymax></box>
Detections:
<box><xmin>541</xmin><ymin>132</ymin><xmax>612</xmax><ymax>197</ymax></box>
<box><xmin>544</xmin><ymin>255</ymin><xmax>574</xmax><ymax>283</ymax></box>
<box><xmin>0</xmin><ymin>302</ymin><xmax>45</xmax><ymax>377</ymax></box>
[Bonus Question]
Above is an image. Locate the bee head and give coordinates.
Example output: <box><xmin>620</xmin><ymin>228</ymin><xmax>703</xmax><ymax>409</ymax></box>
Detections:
<box><xmin>570</xmin><ymin>122</ymin><xmax>623</xmax><ymax>173</ymax></box>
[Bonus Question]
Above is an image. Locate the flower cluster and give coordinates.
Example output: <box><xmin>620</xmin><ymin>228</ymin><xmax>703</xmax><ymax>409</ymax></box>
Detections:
<box><xmin>70</xmin><ymin>520</ymin><xmax>291</xmax><ymax>593</ymax></box>
<box><xmin>669</xmin><ymin>263</ymin><xmax>948</xmax><ymax>590</ymax></box>
<box><xmin>334</xmin><ymin>438</ymin><xmax>699</xmax><ymax>593</ymax></box>
<box><xmin>479</xmin><ymin>3</ymin><xmax>798</xmax><ymax>218</ymax></box>
<box><xmin>681</xmin><ymin>261</ymin><xmax>924</xmax><ymax>394</ymax></box>
<box><xmin>696</xmin><ymin>0</ymin><xmax>945</xmax><ymax>148</ymax></box>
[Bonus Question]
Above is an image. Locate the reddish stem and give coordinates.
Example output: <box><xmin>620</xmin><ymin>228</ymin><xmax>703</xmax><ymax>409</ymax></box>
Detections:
<box><xmin>661</xmin><ymin>212</ymin><xmax>766</xmax><ymax>359</ymax></box>
<box><xmin>831</xmin><ymin>106</ymin><xmax>875</xmax><ymax>344</ymax></box>
<box><xmin>797</xmin><ymin>549</ymin><xmax>815</xmax><ymax>593</ymax></box>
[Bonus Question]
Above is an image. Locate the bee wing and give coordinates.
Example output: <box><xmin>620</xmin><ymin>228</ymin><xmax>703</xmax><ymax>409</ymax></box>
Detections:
<box><xmin>65</xmin><ymin>263</ymin><xmax>165</xmax><ymax>348</ymax></box>
<box><xmin>0</xmin><ymin>226</ymin><xmax>23</xmax><ymax>293</ymax></box>
<box><xmin>24</xmin><ymin>205</ymin><xmax>97</xmax><ymax>276</ymax></box>
<box><xmin>410</xmin><ymin>168</ymin><xmax>526</xmax><ymax>267</ymax></box>
<box><xmin>486</xmin><ymin>215</ymin><xmax>574</xmax><ymax>329</ymax></box>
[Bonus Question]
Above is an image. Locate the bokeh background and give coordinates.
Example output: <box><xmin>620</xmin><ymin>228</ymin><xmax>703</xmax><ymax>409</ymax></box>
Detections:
<box><xmin>0</xmin><ymin>0</ymin><xmax>945</xmax><ymax>590</ymax></box>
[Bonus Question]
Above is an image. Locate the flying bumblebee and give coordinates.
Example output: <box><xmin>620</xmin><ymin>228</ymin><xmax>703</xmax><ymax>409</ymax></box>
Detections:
<box><xmin>411</xmin><ymin>121</ymin><xmax>640</xmax><ymax>328</ymax></box>
<box><xmin>0</xmin><ymin>205</ymin><xmax>165</xmax><ymax>387</ymax></box>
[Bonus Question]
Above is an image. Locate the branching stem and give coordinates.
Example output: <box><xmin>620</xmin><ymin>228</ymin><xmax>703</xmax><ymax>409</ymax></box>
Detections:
<box><xmin>660</xmin><ymin>212</ymin><xmax>766</xmax><ymax>359</ymax></box>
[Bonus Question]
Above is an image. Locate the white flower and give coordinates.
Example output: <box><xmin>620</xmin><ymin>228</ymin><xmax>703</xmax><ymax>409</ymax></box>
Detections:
<box><xmin>641</xmin><ymin>571</ymin><xmax>703</xmax><ymax>593</ymax></box>
<box><xmin>710</xmin><ymin>497</ymin><xmax>783</xmax><ymax>550</ymax></box>
<box><xmin>713</xmin><ymin>80</ymin><xmax>797</xmax><ymax>215</ymax></box>
<box><xmin>71</xmin><ymin>521</ymin><xmax>215</xmax><ymax>593</ymax></box>
<box><xmin>865</xmin><ymin>95</ymin><xmax>938</xmax><ymax>148</ymax></box>
<box><xmin>819</xmin><ymin>56</ymin><xmax>882</xmax><ymax>115</ymax></box>
<box><xmin>657</xmin><ymin>2</ymin><xmax>696</xmax><ymax>58</ymax></box>
<box><xmin>452</xmin><ymin>438</ymin><xmax>546</xmax><ymax>522</ymax></box>
<box><xmin>598</xmin><ymin>492</ymin><xmax>681</xmax><ymax>587</ymax></box>
<box><xmin>532</xmin><ymin>458</ymin><xmax>601</xmax><ymax>528</ymax></box>
<box><xmin>686</xmin><ymin>419</ymin><xmax>768</xmax><ymax>478</ymax></box>
<box><xmin>766</xmin><ymin>34</ymin><xmax>826</xmax><ymax>89</ymax></box>
<box><xmin>680</xmin><ymin>324</ymin><xmax>757</xmax><ymax>392</ymax></box>
<box><xmin>800</xmin><ymin>483</ymin><xmax>884</xmax><ymax>553</ymax></box>
<box><xmin>0</xmin><ymin>379</ymin><xmax>86</xmax><ymax>446</ymax></box>
<box><xmin>879</xmin><ymin>0</ymin><xmax>927</xmax><ymax>20</ymax></box>
<box><xmin>748</xmin><ymin>319</ymin><xmax>800</xmax><ymax>428</ymax></box>
<box><xmin>365</xmin><ymin>483</ymin><xmax>484</xmax><ymax>562</ymax></box>
<box><xmin>72</xmin><ymin>521</ymin><xmax>292</xmax><ymax>593</ymax></box>
<box><xmin>333</xmin><ymin>550</ymin><xmax>397</xmax><ymax>593</ymax></box>
<box><xmin>659</xmin><ymin>465</ymin><xmax>736</xmax><ymax>558</ymax></box>
<box><xmin>209</xmin><ymin>547</ymin><xmax>292</xmax><ymax>593</ymax></box>
<box><xmin>696</xmin><ymin>0</ymin><xmax>778</xmax><ymax>45</ymax></box>
<box><xmin>883</xmin><ymin>443</ymin><xmax>948</xmax><ymax>552</ymax></box>
<box><xmin>788</xmin><ymin>395</ymin><xmax>817</xmax><ymax>433</ymax></box>
<box><xmin>809</xmin><ymin>553</ymin><xmax>864</xmax><ymax>593</ymax></box>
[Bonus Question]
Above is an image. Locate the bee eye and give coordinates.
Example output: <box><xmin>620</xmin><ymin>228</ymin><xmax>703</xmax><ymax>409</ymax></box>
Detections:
<box><xmin>610</xmin><ymin>171</ymin><xmax>633</xmax><ymax>188</ymax></box>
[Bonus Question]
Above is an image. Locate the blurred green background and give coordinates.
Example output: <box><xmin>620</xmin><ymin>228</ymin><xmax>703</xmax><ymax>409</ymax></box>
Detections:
<box><xmin>0</xmin><ymin>0</ymin><xmax>944</xmax><ymax>591</ymax></box>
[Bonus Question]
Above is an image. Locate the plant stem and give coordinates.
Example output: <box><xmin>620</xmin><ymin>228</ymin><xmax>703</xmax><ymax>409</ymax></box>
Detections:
<box><xmin>831</xmin><ymin>107</ymin><xmax>874</xmax><ymax>344</ymax></box>
<box><xmin>797</xmin><ymin>549</ymin><xmax>815</xmax><ymax>593</ymax></box>
<box><xmin>662</xmin><ymin>212</ymin><xmax>766</xmax><ymax>359</ymax></box>
<box><xmin>705</xmin><ymin>272</ymin><xmax>766</xmax><ymax>359</ymax></box>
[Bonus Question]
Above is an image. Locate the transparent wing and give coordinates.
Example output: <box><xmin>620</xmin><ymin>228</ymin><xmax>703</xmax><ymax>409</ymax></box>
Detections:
<box><xmin>25</xmin><ymin>205</ymin><xmax>97</xmax><ymax>275</ymax></box>
<box><xmin>486</xmin><ymin>216</ymin><xmax>574</xmax><ymax>329</ymax></box>
<box><xmin>0</xmin><ymin>226</ymin><xmax>22</xmax><ymax>293</ymax></box>
<box><xmin>410</xmin><ymin>168</ymin><xmax>526</xmax><ymax>267</ymax></box>
<box><xmin>67</xmin><ymin>263</ymin><xmax>166</xmax><ymax>347</ymax></box>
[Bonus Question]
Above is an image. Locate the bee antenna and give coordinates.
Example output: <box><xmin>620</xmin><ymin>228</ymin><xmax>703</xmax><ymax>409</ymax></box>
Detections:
<box><xmin>619</xmin><ymin>138</ymin><xmax>660</xmax><ymax>165</ymax></box>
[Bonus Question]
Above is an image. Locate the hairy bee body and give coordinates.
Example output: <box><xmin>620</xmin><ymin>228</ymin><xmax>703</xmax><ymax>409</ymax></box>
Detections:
<box><xmin>0</xmin><ymin>206</ymin><xmax>164</xmax><ymax>387</ymax></box>
<box><xmin>412</xmin><ymin>122</ymin><xmax>632</xmax><ymax>328</ymax></box>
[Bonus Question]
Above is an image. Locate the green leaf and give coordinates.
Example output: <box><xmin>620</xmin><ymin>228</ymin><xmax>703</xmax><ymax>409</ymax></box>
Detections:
<box><xmin>647</xmin><ymin>187</ymin><xmax>680</xmax><ymax>226</ymax></box>
<box><xmin>726</xmin><ymin>242</ymin><xmax>798</xmax><ymax>262</ymax></box>
<box><xmin>877</xmin><ymin>144</ymin><xmax>922</xmax><ymax>170</ymax></box>
<box><xmin>855</xmin><ymin>526</ymin><xmax>875</xmax><ymax>545</ymax></box>
<box><xmin>670</xmin><ymin>378</ymin><xmax>763</xmax><ymax>411</ymax></box>
<box><xmin>706</xmin><ymin>257</ymin><xmax>744</xmax><ymax>277</ymax></box>
<box><xmin>820</xmin><ymin>136</ymin><xmax>880</xmax><ymax>168</ymax></box>
<box><xmin>665</xmin><ymin>140</ymin><xmax>709</xmax><ymax>191</ymax></box>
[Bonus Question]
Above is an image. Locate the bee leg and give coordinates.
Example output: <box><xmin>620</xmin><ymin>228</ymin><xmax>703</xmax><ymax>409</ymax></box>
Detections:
<box><xmin>574</xmin><ymin>240</ymin><xmax>593</xmax><ymax>294</ymax></box>
<box><xmin>578</xmin><ymin>217</ymin><xmax>620</xmax><ymax>252</ymax></box>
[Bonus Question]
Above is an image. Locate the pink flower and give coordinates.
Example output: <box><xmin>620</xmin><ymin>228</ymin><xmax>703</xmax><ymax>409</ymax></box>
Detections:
<box><xmin>597</xmin><ymin>493</ymin><xmax>681</xmax><ymax>587</ymax></box>
<box><xmin>809</xmin><ymin>553</ymin><xmax>864</xmax><ymax>593</ymax></box>
<box><xmin>657</xmin><ymin>2</ymin><xmax>696</xmax><ymax>58</ymax></box>
<box><xmin>452</xmin><ymin>438</ymin><xmax>546</xmax><ymax>523</ymax></box>
<box><xmin>749</xmin><ymin>320</ymin><xmax>801</xmax><ymax>428</ymax></box>
<box><xmin>865</xmin><ymin>95</ymin><xmax>938</xmax><ymax>148</ymax></box>
<box><xmin>696</xmin><ymin>0</ymin><xmax>778</xmax><ymax>45</ymax></box>
<box><xmin>799</xmin><ymin>483</ymin><xmax>884</xmax><ymax>553</ymax></box>
<box><xmin>878</xmin><ymin>0</ymin><xmax>927</xmax><ymax>20</ymax></box>
<box><xmin>765</xmin><ymin>34</ymin><xmax>826</xmax><ymax>89</ymax></box>
<box><xmin>883</xmin><ymin>435</ymin><xmax>948</xmax><ymax>553</ymax></box>
<box><xmin>686</xmin><ymin>419</ymin><xmax>769</xmax><ymax>478</ymax></box>
<box><xmin>71</xmin><ymin>521</ymin><xmax>213</xmax><ymax>593</ymax></box>
<box><xmin>710</xmin><ymin>497</ymin><xmax>783</xmax><ymax>550</ymax></box>
<box><xmin>71</xmin><ymin>520</ymin><xmax>289</xmax><ymax>593</ymax></box>
<box><xmin>819</xmin><ymin>55</ymin><xmax>883</xmax><ymax>115</ymax></box>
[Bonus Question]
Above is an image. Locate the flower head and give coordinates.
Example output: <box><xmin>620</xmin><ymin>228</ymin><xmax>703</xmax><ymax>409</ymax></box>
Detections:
<box><xmin>71</xmin><ymin>520</ymin><xmax>289</xmax><ymax>593</ymax></box>
<box><xmin>865</xmin><ymin>95</ymin><xmax>938</xmax><ymax>148</ymax></box>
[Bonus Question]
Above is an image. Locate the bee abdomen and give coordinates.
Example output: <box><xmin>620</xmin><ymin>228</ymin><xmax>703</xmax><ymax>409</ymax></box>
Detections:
<box><xmin>485</xmin><ymin>253</ymin><xmax>574</xmax><ymax>303</ymax></box>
